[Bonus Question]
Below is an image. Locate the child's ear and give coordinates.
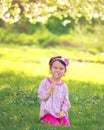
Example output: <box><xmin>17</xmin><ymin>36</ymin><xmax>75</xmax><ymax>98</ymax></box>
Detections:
<box><xmin>63</xmin><ymin>71</ymin><xmax>66</xmax><ymax>76</ymax></box>
<box><xmin>65</xmin><ymin>70</ymin><xmax>67</xmax><ymax>73</ymax></box>
<box><xmin>63</xmin><ymin>73</ymin><xmax>65</xmax><ymax>76</ymax></box>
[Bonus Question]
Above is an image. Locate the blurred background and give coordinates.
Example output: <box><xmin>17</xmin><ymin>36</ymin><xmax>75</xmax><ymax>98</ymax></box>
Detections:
<box><xmin>0</xmin><ymin>0</ymin><xmax>104</xmax><ymax>53</ymax></box>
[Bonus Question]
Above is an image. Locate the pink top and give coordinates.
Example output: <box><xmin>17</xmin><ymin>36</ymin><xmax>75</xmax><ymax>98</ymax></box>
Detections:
<box><xmin>38</xmin><ymin>78</ymin><xmax>71</xmax><ymax>118</ymax></box>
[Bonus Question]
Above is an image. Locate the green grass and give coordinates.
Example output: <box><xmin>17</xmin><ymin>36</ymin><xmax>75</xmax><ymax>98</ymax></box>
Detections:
<box><xmin>0</xmin><ymin>44</ymin><xmax>104</xmax><ymax>130</ymax></box>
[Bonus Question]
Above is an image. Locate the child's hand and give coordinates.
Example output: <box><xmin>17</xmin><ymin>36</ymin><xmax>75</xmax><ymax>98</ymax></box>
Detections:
<box><xmin>57</xmin><ymin>110</ymin><xmax>65</xmax><ymax>118</ymax></box>
<box><xmin>47</xmin><ymin>81</ymin><xmax>56</xmax><ymax>96</ymax></box>
<box><xmin>50</xmin><ymin>81</ymin><xmax>56</xmax><ymax>89</ymax></box>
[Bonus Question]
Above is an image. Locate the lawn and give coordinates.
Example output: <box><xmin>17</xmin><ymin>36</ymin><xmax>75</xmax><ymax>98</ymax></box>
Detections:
<box><xmin>0</xmin><ymin>44</ymin><xmax>104</xmax><ymax>130</ymax></box>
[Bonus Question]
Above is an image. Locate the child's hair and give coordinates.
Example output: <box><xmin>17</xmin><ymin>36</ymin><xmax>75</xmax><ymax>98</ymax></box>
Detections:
<box><xmin>49</xmin><ymin>56</ymin><xmax>69</xmax><ymax>69</ymax></box>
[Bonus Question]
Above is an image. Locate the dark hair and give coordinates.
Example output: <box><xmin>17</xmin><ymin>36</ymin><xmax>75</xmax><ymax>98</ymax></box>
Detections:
<box><xmin>49</xmin><ymin>56</ymin><xmax>66</xmax><ymax>69</ymax></box>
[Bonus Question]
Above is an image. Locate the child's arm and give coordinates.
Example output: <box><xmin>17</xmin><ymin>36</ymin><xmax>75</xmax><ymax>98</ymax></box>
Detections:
<box><xmin>38</xmin><ymin>78</ymin><xmax>50</xmax><ymax>101</ymax></box>
<box><xmin>61</xmin><ymin>85</ymin><xmax>71</xmax><ymax>114</ymax></box>
<box><xmin>46</xmin><ymin>82</ymin><xmax>56</xmax><ymax>96</ymax></box>
<box><xmin>38</xmin><ymin>78</ymin><xmax>56</xmax><ymax>101</ymax></box>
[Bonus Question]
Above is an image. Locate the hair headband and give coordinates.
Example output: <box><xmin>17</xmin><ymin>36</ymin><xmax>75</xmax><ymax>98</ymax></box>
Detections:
<box><xmin>51</xmin><ymin>57</ymin><xmax>69</xmax><ymax>67</ymax></box>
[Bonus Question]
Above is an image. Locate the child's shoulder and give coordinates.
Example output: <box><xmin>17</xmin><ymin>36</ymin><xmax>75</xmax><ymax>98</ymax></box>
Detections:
<box><xmin>41</xmin><ymin>77</ymin><xmax>47</xmax><ymax>81</ymax></box>
<box><xmin>40</xmin><ymin>77</ymin><xmax>50</xmax><ymax>83</ymax></box>
<box><xmin>62</xmin><ymin>82</ymin><xmax>68</xmax><ymax>88</ymax></box>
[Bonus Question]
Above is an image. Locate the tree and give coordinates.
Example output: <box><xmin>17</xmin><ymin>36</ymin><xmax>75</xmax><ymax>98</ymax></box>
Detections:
<box><xmin>0</xmin><ymin>0</ymin><xmax>104</xmax><ymax>24</ymax></box>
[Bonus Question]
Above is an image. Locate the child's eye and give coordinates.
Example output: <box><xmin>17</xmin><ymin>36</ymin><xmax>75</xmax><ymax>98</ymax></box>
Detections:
<box><xmin>60</xmin><ymin>68</ymin><xmax>64</xmax><ymax>70</ymax></box>
<box><xmin>53</xmin><ymin>66</ymin><xmax>57</xmax><ymax>69</ymax></box>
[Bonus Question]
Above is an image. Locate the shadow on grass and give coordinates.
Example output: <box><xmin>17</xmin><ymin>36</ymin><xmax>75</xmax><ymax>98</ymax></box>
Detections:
<box><xmin>0</xmin><ymin>71</ymin><xmax>104</xmax><ymax>130</ymax></box>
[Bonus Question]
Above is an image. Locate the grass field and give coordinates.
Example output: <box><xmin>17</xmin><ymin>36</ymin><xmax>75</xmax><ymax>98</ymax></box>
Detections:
<box><xmin>0</xmin><ymin>44</ymin><xmax>104</xmax><ymax>130</ymax></box>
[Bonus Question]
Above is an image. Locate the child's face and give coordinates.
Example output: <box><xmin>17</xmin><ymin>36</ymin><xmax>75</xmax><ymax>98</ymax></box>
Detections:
<box><xmin>50</xmin><ymin>60</ymin><xmax>66</xmax><ymax>79</ymax></box>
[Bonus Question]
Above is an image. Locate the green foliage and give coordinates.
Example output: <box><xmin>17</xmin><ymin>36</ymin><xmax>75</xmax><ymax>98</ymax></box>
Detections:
<box><xmin>0</xmin><ymin>17</ymin><xmax>104</xmax><ymax>52</ymax></box>
<box><xmin>46</xmin><ymin>16</ymin><xmax>75</xmax><ymax>35</ymax></box>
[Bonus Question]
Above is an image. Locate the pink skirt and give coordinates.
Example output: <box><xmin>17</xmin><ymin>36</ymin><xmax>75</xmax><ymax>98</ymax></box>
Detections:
<box><xmin>41</xmin><ymin>114</ymin><xmax>70</xmax><ymax>127</ymax></box>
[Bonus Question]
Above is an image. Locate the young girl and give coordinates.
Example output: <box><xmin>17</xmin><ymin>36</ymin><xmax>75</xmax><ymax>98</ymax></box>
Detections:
<box><xmin>38</xmin><ymin>56</ymin><xmax>71</xmax><ymax>127</ymax></box>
